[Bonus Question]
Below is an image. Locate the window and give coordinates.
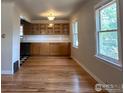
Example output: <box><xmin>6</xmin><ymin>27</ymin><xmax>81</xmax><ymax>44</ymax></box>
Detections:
<box><xmin>72</xmin><ymin>21</ymin><xmax>78</xmax><ymax>48</ymax></box>
<box><xmin>20</xmin><ymin>25</ymin><xmax>23</xmax><ymax>38</ymax></box>
<box><xmin>95</xmin><ymin>0</ymin><xmax>121</xmax><ymax>66</ymax></box>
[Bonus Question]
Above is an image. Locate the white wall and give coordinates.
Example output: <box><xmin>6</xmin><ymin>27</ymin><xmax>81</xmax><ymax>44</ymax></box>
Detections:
<box><xmin>12</xmin><ymin>4</ymin><xmax>20</xmax><ymax>65</ymax></box>
<box><xmin>1</xmin><ymin>1</ymin><xmax>31</xmax><ymax>74</ymax></box>
<box><xmin>1</xmin><ymin>2</ymin><xmax>13</xmax><ymax>74</ymax></box>
<box><xmin>15</xmin><ymin>2</ymin><xmax>31</xmax><ymax>22</ymax></box>
<box><xmin>70</xmin><ymin>0</ymin><xmax>122</xmax><ymax>84</ymax></box>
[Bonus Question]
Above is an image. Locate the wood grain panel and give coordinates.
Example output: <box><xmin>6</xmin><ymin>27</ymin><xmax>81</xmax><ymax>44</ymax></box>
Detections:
<box><xmin>40</xmin><ymin>43</ymin><xmax>49</xmax><ymax>56</ymax></box>
<box><xmin>30</xmin><ymin>43</ymin><xmax>40</xmax><ymax>56</ymax></box>
<box><xmin>59</xmin><ymin>43</ymin><xmax>70</xmax><ymax>56</ymax></box>
<box><xmin>49</xmin><ymin>43</ymin><xmax>61</xmax><ymax>56</ymax></box>
<box><xmin>49</xmin><ymin>43</ymin><xmax>70</xmax><ymax>56</ymax></box>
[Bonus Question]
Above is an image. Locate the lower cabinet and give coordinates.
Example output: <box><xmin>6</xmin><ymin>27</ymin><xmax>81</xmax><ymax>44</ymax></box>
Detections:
<box><xmin>30</xmin><ymin>43</ymin><xmax>70</xmax><ymax>56</ymax></box>
<box><xmin>30</xmin><ymin>43</ymin><xmax>40</xmax><ymax>56</ymax></box>
<box><xmin>30</xmin><ymin>43</ymin><xmax>49</xmax><ymax>56</ymax></box>
<box><xmin>40</xmin><ymin>43</ymin><xmax>50</xmax><ymax>55</ymax></box>
<box><xmin>49</xmin><ymin>43</ymin><xmax>70</xmax><ymax>56</ymax></box>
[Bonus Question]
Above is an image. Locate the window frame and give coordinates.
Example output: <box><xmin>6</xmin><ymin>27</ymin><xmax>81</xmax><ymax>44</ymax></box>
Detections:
<box><xmin>72</xmin><ymin>21</ymin><xmax>79</xmax><ymax>48</ymax></box>
<box><xmin>95</xmin><ymin>0</ymin><xmax>122</xmax><ymax>68</ymax></box>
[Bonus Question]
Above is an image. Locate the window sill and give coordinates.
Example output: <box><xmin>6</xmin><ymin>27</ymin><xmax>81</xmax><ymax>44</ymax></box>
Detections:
<box><xmin>95</xmin><ymin>55</ymin><xmax>122</xmax><ymax>71</ymax></box>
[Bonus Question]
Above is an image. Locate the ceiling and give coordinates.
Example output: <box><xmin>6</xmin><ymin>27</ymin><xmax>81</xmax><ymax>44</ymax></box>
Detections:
<box><xmin>3</xmin><ymin>0</ymin><xmax>86</xmax><ymax>20</ymax></box>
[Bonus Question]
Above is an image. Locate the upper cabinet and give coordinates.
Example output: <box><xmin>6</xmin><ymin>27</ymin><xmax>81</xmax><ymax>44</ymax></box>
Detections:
<box><xmin>23</xmin><ymin>23</ymin><xmax>70</xmax><ymax>35</ymax></box>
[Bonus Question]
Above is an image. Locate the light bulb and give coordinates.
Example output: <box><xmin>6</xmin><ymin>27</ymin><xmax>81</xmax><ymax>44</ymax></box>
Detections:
<box><xmin>48</xmin><ymin>16</ymin><xmax>55</xmax><ymax>21</ymax></box>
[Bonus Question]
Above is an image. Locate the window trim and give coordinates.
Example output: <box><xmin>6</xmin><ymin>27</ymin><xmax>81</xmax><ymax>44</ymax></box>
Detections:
<box><xmin>95</xmin><ymin>0</ymin><xmax>122</xmax><ymax>67</ymax></box>
<box><xmin>72</xmin><ymin>21</ymin><xmax>79</xmax><ymax>48</ymax></box>
<box><xmin>95</xmin><ymin>54</ymin><xmax>122</xmax><ymax>71</ymax></box>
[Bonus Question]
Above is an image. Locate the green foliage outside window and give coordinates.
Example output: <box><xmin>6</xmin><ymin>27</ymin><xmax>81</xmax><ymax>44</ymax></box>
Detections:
<box><xmin>100</xmin><ymin>3</ymin><xmax>117</xmax><ymax>31</ymax></box>
<box><xmin>98</xmin><ymin>2</ymin><xmax>119</xmax><ymax>61</ymax></box>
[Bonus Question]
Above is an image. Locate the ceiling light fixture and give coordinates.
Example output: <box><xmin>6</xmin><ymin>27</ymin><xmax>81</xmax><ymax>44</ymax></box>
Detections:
<box><xmin>48</xmin><ymin>13</ymin><xmax>55</xmax><ymax>21</ymax></box>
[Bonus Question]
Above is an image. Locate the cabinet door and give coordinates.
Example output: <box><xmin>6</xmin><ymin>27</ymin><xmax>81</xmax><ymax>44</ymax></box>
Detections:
<box><xmin>30</xmin><ymin>43</ymin><xmax>70</xmax><ymax>56</ymax></box>
<box><xmin>30</xmin><ymin>43</ymin><xmax>40</xmax><ymax>56</ymax></box>
<box><xmin>49</xmin><ymin>43</ymin><xmax>70</xmax><ymax>56</ymax></box>
<box><xmin>46</xmin><ymin>24</ymin><xmax>54</xmax><ymax>35</ymax></box>
<box><xmin>54</xmin><ymin>24</ymin><xmax>62</xmax><ymax>35</ymax></box>
<box><xmin>40</xmin><ymin>43</ymin><xmax>49</xmax><ymax>56</ymax></box>
<box><xmin>32</xmin><ymin>24</ymin><xmax>40</xmax><ymax>35</ymax></box>
<box><xmin>62</xmin><ymin>24</ymin><xmax>69</xmax><ymax>35</ymax></box>
<box><xmin>59</xmin><ymin>43</ymin><xmax>70</xmax><ymax>56</ymax></box>
<box><xmin>23</xmin><ymin>24</ymin><xmax>29</xmax><ymax>35</ymax></box>
<box><xmin>49</xmin><ymin>43</ymin><xmax>60</xmax><ymax>56</ymax></box>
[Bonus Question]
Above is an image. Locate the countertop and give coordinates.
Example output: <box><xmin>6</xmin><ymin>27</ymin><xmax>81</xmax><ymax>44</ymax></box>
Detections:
<box><xmin>20</xmin><ymin>35</ymin><xmax>71</xmax><ymax>43</ymax></box>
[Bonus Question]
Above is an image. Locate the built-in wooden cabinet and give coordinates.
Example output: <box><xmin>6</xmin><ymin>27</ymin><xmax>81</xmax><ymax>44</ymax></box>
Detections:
<box><xmin>49</xmin><ymin>43</ymin><xmax>70</xmax><ymax>56</ymax></box>
<box><xmin>62</xmin><ymin>24</ymin><xmax>69</xmax><ymax>35</ymax></box>
<box><xmin>24</xmin><ymin>23</ymin><xmax>70</xmax><ymax>35</ymax></box>
<box><xmin>22</xmin><ymin>20</ymin><xmax>70</xmax><ymax>56</ymax></box>
<box><xmin>30</xmin><ymin>43</ymin><xmax>49</xmax><ymax>56</ymax></box>
<box><xmin>30</xmin><ymin>43</ymin><xmax>40</xmax><ymax>55</ymax></box>
<box><xmin>30</xmin><ymin>43</ymin><xmax>70</xmax><ymax>56</ymax></box>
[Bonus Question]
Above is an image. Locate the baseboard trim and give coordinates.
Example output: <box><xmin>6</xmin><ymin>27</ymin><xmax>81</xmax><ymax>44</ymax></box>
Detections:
<box><xmin>1</xmin><ymin>70</ymin><xmax>13</xmax><ymax>74</ymax></box>
<box><xmin>71</xmin><ymin>56</ymin><xmax>104</xmax><ymax>84</ymax></box>
<box><xmin>71</xmin><ymin>56</ymin><xmax>123</xmax><ymax>93</ymax></box>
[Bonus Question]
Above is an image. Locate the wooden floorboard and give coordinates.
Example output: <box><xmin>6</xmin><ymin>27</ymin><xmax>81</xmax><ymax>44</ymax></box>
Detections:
<box><xmin>1</xmin><ymin>56</ymin><xmax>107</xmax><ymax>93</ymax></box>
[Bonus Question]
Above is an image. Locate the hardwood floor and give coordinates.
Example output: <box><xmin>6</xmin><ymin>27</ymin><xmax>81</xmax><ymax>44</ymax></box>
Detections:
<box><xmin>2</xmin><ymin>56</ymin><xmax>107</xmax><ymax>93</ymax></box>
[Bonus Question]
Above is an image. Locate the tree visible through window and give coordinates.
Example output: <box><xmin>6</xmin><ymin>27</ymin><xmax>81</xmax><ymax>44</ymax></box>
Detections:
<box><xmin>96</xmin><ymin>0</ymin><xmax>120</xmax><ymax>65</ymax></box>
